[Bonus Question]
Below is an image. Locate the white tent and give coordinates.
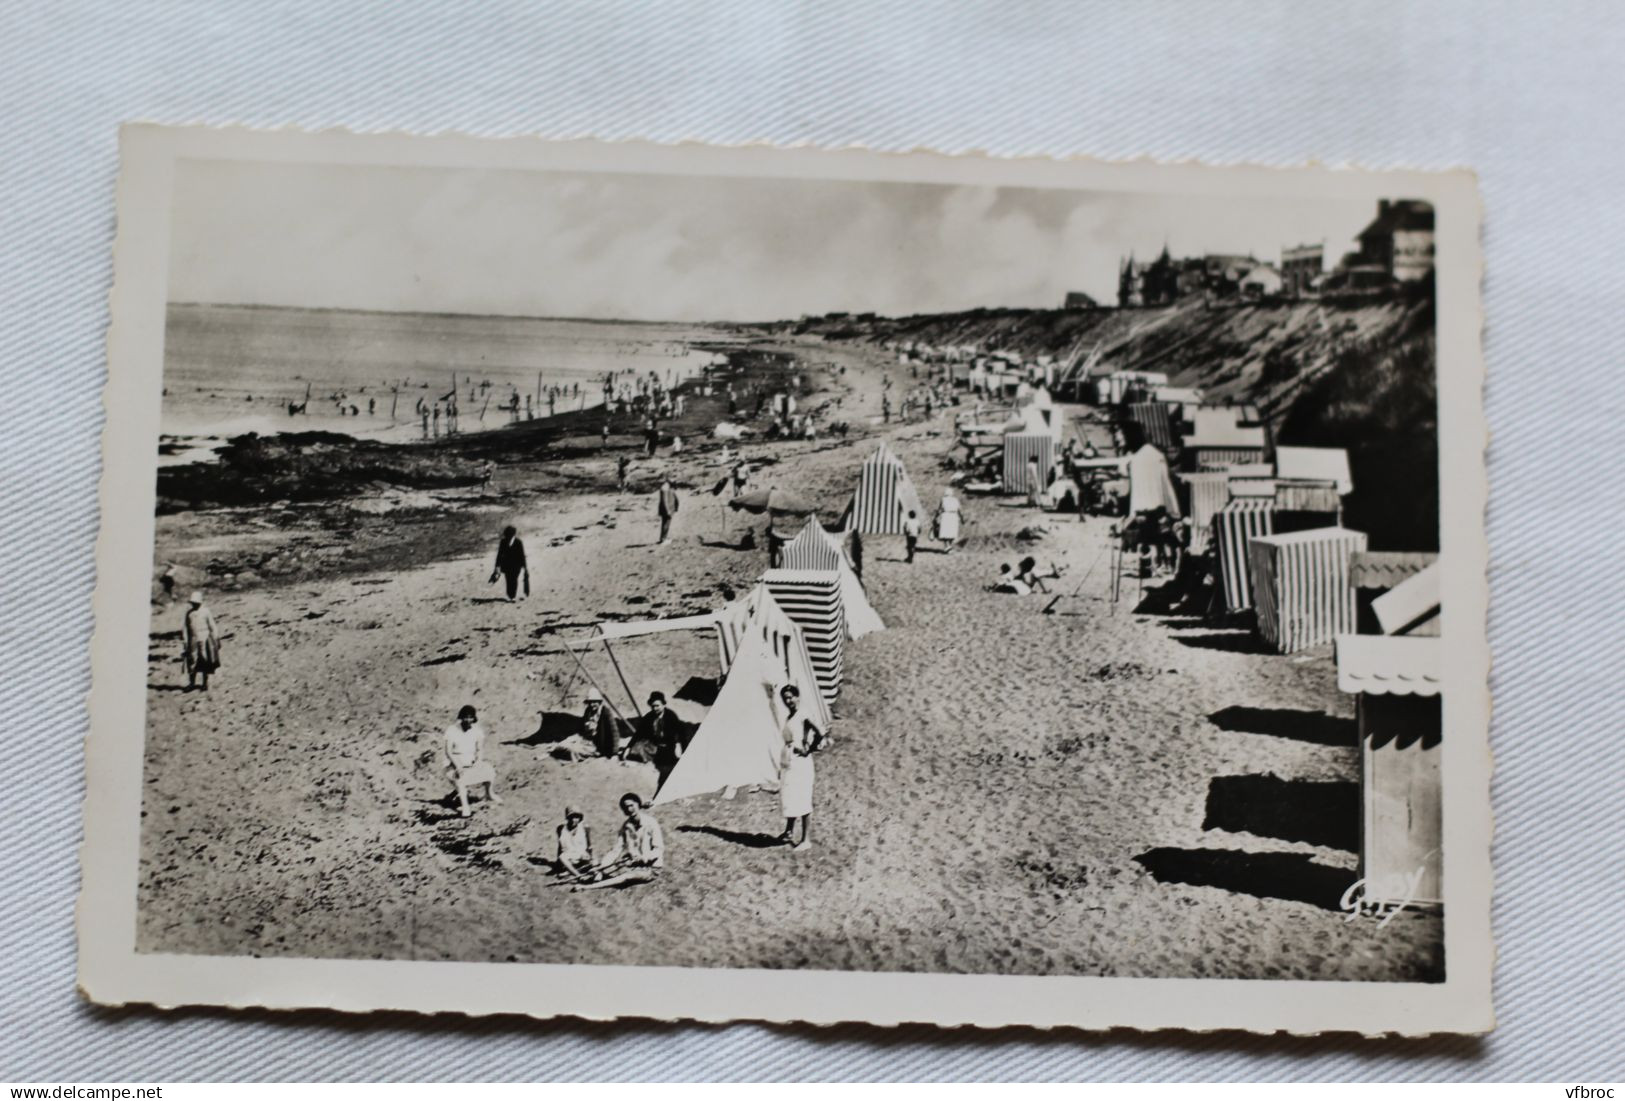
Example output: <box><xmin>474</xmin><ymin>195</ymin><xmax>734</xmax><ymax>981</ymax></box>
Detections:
<box><xmin>652</xmin><ymin>635</ymin><xmax>790</xmax><ymax>805</ymax></box>
<box><xmin>654</xmin><ymin>587</ymin><xmax>828</xmax><ymax>804</ymax></box>
<box><xmin>1127</xmin><ymin>443</ymin><xmax>1181</xmax><ymax>517</ymax></box>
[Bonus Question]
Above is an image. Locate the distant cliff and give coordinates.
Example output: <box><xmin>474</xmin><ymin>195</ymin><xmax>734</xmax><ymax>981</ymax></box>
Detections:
<box><xmin>785</xmin><ymin>288</ymin><xmax>1439</xmax><ymax>550</ymax></box>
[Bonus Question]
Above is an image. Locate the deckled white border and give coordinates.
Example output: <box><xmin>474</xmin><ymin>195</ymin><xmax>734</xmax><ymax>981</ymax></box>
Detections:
<box><xmin>80</xmin><ymin>124</ymin><xmax>1490</xmax><ymax>1035</ymax></box>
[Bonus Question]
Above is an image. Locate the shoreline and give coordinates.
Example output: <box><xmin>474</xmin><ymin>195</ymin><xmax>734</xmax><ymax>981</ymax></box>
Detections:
<box><xmin>149</xmin><ymin>341</ymin><xmax>846</xmax><ymax>597</ymax></box>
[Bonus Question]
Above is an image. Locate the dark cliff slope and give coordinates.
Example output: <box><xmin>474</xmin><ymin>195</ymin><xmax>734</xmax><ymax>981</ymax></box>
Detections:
<box><xmin>788</xmin><ymin>289</ymin><xmax>1439</xmax><ymax>550</ymax></box>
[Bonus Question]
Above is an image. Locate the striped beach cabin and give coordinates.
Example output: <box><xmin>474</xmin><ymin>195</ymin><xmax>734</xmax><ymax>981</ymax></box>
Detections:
<box><xmin>1214</xmin><ymin>498</ymin><xmax>1276</xmax><ymax>611</ymax></box>
<box><xmin>1248</xmin><ymin>527</ymin><xmax>1369</xmax><ymax>653</ymax></box>
<box><xmin>1002</xmin><ymin>432</ymin><xmax>1054</xmax><ymax>497</ymax></box>
<box><xmin>1180</xmin><ymin>471</ymin><xmax>1231</xmax><ymax>555</ymax></box>
<box><xmin>844</xmin><ymin>442</ymin><xmax>923</xmax><ymax>534</ymax></box>
<box><xmin>762</xmin><ymin>569</ymin><xmax>846</xmax><ymax>705</ymax></box>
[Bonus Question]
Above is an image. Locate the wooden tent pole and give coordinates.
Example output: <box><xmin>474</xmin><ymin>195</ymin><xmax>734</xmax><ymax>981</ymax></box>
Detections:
<box><xmin>555</xmin><ymin>631</ymin><xmax>635</xmax><ymax>731</ymax></box>
<box><xmin>599</xmin><ymin>637</ymin><xmax>644</xmax><ymax>720</ymax></box>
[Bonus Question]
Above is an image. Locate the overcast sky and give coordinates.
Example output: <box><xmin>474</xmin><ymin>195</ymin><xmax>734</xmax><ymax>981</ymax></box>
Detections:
<box><xmin>169</xmin><ymin>159</ymin><xmax>1380</xmax><ymax>321</ymax></box>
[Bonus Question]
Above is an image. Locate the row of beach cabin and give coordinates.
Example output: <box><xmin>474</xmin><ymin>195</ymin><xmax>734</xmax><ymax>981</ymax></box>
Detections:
<box><xmin>910</xmin><ymin>338</ymin><xmax>1441</xmax><ymax>912</ymax></box>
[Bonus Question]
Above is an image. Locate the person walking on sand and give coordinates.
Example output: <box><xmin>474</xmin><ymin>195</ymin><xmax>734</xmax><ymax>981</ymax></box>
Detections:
<box><xmin>616</xmin><ymin>454</ymin><xmax>630</xmax><ymax>493</ymax></box>
<box><xmin>601</xmin><ymin>420</ymin><xmax>611</xmax><ymax>448</ymax></box>
<box><xmin>1026</xmin><ymin>454</ymin><xmax>1044</xmax><ymax>508</ymax></box>
<box><xmin>489</xmin><ymin>525</ymin><xmax>530</xmax><ymax>601</ymax></box>
<box><xmin>444</xmin><ymin>704</ymin><xmax>500</xmax><ymax>818</ymax></box>
<box><xmin>554</xmin><ymin>806</ymin><xmax>593</xmax><ymax>878</ymax></box>
<box><xmin>480</xmin><ymin>460</ymin><xmax>495</xmax><ymax>495</ymax></box>
<box><xmin>934</xmin><ymin>489</ymin><xmax>962</xmax><ymax>552</ymax></box>
<box><xmin>656</xmin><ymin>476</ymin><xmax>680</xmax><ymax>544</ymax></box>
<box><xmin>902</xmin><ymin>510</ymin><xmax>922</xmax><ymax>564</ymax></box>
<box><xmin>777</xmin><ymin>685</ymin><xmax>824</xmax><ymax>851</ymax></box>
<box><xmin>158</xmin><ymin>563</ymin><xmax>177</xmax><ymax>602</ymax></box>
<box><xmin>181</xmin><ymin>591</ymin><xmax>221</xmax><ymax>691</ymax></box>
<box><xmin>730</xmin><ymin>460</ymin><xmax>750</xmax><ymax>498</ymax></box>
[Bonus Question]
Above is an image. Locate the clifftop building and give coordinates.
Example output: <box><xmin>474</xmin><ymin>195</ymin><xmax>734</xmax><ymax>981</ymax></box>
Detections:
<box><xmin>1118</xmin><ymin>247</ymin><xmax>1261</xmax><ymax>307</ymax></box>
<box><xmin>1281</xmin><ymin>243</ymin><xmax>1324</xmax><ymax>296</ymax></box>
<box><xmin>1354</xmin><ymin>200</ymin><xmax>1435</xmax><ymax>282</ymax></box>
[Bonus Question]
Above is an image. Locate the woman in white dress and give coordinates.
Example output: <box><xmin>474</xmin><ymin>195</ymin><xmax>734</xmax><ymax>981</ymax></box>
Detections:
<box><xmin>777</xmin><ymin>684</ymin><xmax>824</xmax><ymax>851</ymax></box>
<box><xmin>933</xmin><ymin>489</ymin><xmax>962</xmax><ymax>552</ymax></box>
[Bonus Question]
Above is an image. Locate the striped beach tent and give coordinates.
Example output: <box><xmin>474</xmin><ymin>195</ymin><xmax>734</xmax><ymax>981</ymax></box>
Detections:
<box><xmin>1248</xmin><ymin>527</ymin><xmax>1369</xmax><ymax>653</ymax></box>
<box><xmin>1002</xmin><ymin>432</ymin><xmax>1054</xmax><ymax>496</ymax></box>
<box><xmin>781</xmin><ymin>516</ymin><xmax>844</xmax><ymax>572</ymax></box>
<box><xmin>1214</xmin><ymin>498</ymin><xmax>1277</xmax><ymax>611</ymax></box>
<box><xmin>1180</xmin><ymin>472</ymin><xmax>1231</xmax><ymax>554</ymax></box>
<box><xmin>778</xmin><ymin>519</ymin><xmax>885</xmax><ymax>639</ymax></box>
<box><xmin>844</xmin><ymin>442</ymin><xmax>923</xmax><ymax>534</ymax></box>
<box><xmin>762</xmin><ymin>569</ymin><xmax>845</xmax><ymax>705</ymax></box>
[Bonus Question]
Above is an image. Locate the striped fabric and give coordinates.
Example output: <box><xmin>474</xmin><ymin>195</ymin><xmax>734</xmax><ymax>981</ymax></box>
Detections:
<box><xmin>1002</xmin><ymin>432</ymin><xmax>1054</xmax><ymax>495</ymax></box>
<box><xmin>1193</xmin><ymin>445</ymin><xmax>1269</xmax><ymax>470</ymax></box>
<box><xmin>846</xmin><ymin>442</ymin><xmax>923</xmax><ymax>534</ymax></box>
<box><xmin>713</xmin><ymin>586</ymin><xmax>831</xmax><ymax>729</ymax></box>
<box><xmin>1127</xmin><ymin>401</ymin><xmax>1180</xmax><ymax>456</ymax></box>
<box><xmin>1274</xmin><ymin>481</ymin><xmax>1343</xmax><ymax>513</ymax></box>
<box><xmin>1249</xmin><ymin>527</ymin><xmax>1369</xmax><ymax>653</ymax></box>
<box><xmin>1180</xmin><ymin>472</ymin><xmax>1231</xmax><ymax>554</ymax></box>
<box><xmin>780</xmin><ymin>516</ymin><xmax>843</xmax><ymax>572</ymax></box>
<box><xmin>762</xmin><ymin>569</ymin><xmax>845</xmax><ymax>705</ymax></box>
<box><xmin>1215</xmin><ymin>498</ymin><xmax>1277</xmax><ymax>611</ymax></box>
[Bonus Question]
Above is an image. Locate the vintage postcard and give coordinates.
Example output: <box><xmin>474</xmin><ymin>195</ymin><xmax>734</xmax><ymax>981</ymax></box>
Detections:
<box><xmin>81</xmin><ymin>125</ymin><xmax>1490</xmax><ymax>1034</ymax></box>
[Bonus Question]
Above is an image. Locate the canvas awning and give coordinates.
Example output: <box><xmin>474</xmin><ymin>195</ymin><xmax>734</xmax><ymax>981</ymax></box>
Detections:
<box><xmin>1350</xmin><ymin>551</ymin><xmax>1439</xmax><ymax>590</ymax></box>
<box><xmin>1372</xmin><ymin>562</ymin><xmax>1441</xmax><ymax>636</ymax></box>
<box><xmin>1276</xmin><ymin>446</ymin><xmax>1354</xmax><ymax>494</ymax></box>
<box><xmin>1335</xmin><ymin>634</ymin><xmax>1441</xmax><ymax>697</ymax></box>
<box><xmin>594</xmin><ymin>612</ymin><xmax>720</xmax><ymax>640</ymax></box>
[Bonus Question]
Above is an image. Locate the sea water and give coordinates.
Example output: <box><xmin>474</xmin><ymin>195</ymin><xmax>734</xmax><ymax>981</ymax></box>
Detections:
<box><xmin>160</xmin><ymin>303</ymin><xmax>737</xmax><ymax>463</ymax></box>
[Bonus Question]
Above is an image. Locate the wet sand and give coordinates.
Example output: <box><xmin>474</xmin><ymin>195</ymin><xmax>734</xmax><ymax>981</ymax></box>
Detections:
<box><xmin>137</xmin><ymin>336</ymin><xmax>1441</xmax><ymax>981</ymax></box>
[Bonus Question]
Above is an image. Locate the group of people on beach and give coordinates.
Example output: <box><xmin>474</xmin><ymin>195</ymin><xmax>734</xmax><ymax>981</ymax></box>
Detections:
<box><xmin>435</xmin><ymin>672</ymin><xmax>825</xmax><ymax>891</ymax></box>
<box><xmin>440</xmin><ymin>703</ymin><xmax>667</xmax><ymax>891</ymax></box>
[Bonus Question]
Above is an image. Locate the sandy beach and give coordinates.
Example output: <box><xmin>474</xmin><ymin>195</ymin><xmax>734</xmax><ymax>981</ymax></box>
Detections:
<box><xmin>137</xmin><ymin>334</ymin><xmax>1441</xmax><ymax>982</ymax></box>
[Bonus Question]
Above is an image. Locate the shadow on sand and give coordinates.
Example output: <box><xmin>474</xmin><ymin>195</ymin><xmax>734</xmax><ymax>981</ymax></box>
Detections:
<box><xmin>1172</xmin><ymin>630</ymin><xmax>1275</xmax><ymax>655</ymax></box>
<box><xmin>678</xmin><ymin>824</ymin><xmax>786</xmax><ymax>849</ymax></box>
<box><xmin>1207</xmin><ymin>705</ymin><xmax>1357</xmax><ymax>748</ymax></box>
<box><xmin>1133</xmin><ymin>847</ymin><xmax>1356</xmax><ymax>911</ymax></box>
<box><xmin>501</xmin><ymin>711</ymin><xmax>583</xmax><ymax>747</ymax></box>
<box><xmin>674</xmin><ymin>675</ymin><xmax>721</xmax><ymax>706</ymax></box>
<box><xmin>1202</xmin><ymin>774</ymin><xmax>1359</xmax><ymax>851</ymax></box>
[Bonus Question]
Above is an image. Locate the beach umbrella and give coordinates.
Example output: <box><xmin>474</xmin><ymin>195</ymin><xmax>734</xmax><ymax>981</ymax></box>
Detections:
<box><xmin>728</xmin><ymin>486</ymin><xmax>818</xmax><ymax>515</ymax></box>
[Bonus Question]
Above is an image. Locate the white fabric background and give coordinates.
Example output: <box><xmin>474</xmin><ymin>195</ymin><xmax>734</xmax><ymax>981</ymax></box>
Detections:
<box><xmin>3</xmin><ymin>0</ymin><xmax>1621</xmax><ymax>1081</ymax></box>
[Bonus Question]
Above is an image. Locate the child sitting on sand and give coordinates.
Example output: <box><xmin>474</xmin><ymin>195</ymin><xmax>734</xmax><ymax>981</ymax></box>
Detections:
<box><xmin>573</xmin><ymin>793</ymin><xmax>664</xmax><ymax>892</ymax></box>
<box><xmin>555</xmin><ymin>806</ymin><xmax>593</xmax><ymax>877</ymax></box>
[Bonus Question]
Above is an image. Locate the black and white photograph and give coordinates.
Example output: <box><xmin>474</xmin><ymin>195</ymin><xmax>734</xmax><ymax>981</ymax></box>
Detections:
<box><xmin>80</xmin><ymin>127</ymin><xmax>1490</xmax><ymax>1034</ymax></box>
